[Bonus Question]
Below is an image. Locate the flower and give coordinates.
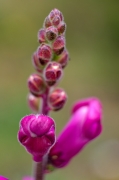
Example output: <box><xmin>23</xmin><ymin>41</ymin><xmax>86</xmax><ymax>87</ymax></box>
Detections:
<box><xmin>0</xmin><ymin>176</ymin><xmax>9</xmax><ymax>180</ymax></box>
<box><xmin>18</xmin><ymin>114</ymin><xmax>55</xmax><ymax>162</ymax></box>
<box><xmin>47</xmin><ymin>97</ymin><xmax>102</xmax><ymax>169</ymax></box>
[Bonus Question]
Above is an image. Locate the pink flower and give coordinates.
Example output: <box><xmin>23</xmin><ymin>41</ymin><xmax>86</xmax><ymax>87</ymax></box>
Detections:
<box><xmin>18</xmin><ymin>114</ymin><xmax>56</xmax><ymax>162</ymax></box>
<box><xmin>47</xmin><ymin>97</ymin><xmax>102</xmax><ymax>168</ymax></box>
<box><xmin>0</xmin><ymin>176</ymin><xmax>8</xmax><ymax>180</ymax></box>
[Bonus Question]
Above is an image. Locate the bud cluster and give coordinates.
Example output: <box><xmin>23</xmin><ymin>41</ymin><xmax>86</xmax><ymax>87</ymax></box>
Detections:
<box><xmin>27</xmin><ymin>9</ymin><xmax>69</xmax><ymax>113</ymax></box>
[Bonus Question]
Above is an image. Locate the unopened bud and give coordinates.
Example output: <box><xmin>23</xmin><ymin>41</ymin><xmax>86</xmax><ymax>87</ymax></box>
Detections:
<box><xmin>28</xmin><ymin>74</ymin><xmax>45</xmax><ymax>96</ymax></box>
<box><xmin>44</xmin><ymin>17</ymin><xmax>52</xmax><ymax>28</ymax></box>
<box><xmin>46</xmin><ymin>26</ymin><xmax>58</xmax><ymax>41</ymax></box>
<box><xmin>53</xmin><ymin>36</ymin><xmax>65</xmax><ymax>55</ymax></box>
<box><xmin>32</xmin><ymin>52</ymin><xmax>44</xmax><ymax>72</ymax></box>
<box><xmin>37</xmin><ymin>44</ymin><xmax>52</xmax><ymax>65</ymax></box>
<box><xmin>27</xmin><ymin>94</ymin><xmax>40</xmax><ymax>113</ymax></box>
<box><xmin>52</xmin><ymin>15</ymin><xmax>61</xmax><ymax>27</ymax></box>
<box><xmin>48</xmin><ymin>88</ymin><xmax>67</xmax><ymax>111</ymax></box>
<box><xmin>38</xmin><ymin>29</ymin><xmax>46</xmax><ymax>43</ymax></box>
<box><xmin>57</xmin><ymin>22</ymin><xmax>66</xmax><ymax>34</ymax></box>
<box><xmin>43</xmin><ymin>62</ymin><xmax>63</xmax><ymax>86</ymax></box>
<box><xmin>56</xmin><ymin>49</ymin><xmax>69</xmax><ymax>68</ymax></box>
<box><xmin>49</xmin><ymin>9</ymin><xmax>63</xmax><ymax>22</ymax></box>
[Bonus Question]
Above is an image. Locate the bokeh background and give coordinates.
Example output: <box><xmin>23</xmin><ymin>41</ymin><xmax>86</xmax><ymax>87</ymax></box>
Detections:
<box><xmin>0</xmin><ymin>0</ymin><xmax>119</xmax><ymax>180</ymax></box>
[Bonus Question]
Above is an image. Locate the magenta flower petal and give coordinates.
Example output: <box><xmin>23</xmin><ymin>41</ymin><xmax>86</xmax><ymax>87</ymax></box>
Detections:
<box><xmin>0</xmin><ymin>176</ymin><xmax>9</xmax><ymax>180</ymax></box>
<box><xmin>47</xmin><ymin>97</ymin><xmax>102</xmax><ymax>168</ymax></box>
<box><xmin>18</xmin><ymin>114</ymin><xmax>56</xmax><ymax>162</ymax></box>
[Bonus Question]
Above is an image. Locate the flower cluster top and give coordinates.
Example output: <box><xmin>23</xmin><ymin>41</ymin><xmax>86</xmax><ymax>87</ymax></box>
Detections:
<box><xmin>27</xmin><ymin>8</ymin><xmax>69</xmax><ymax>113</ymax></box>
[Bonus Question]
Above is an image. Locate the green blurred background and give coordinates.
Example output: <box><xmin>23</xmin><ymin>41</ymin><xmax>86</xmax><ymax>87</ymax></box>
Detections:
<box><xmin>0</xmin><ymin>0</ymin><xmax>119</xmax><ymax>180</ymax></box>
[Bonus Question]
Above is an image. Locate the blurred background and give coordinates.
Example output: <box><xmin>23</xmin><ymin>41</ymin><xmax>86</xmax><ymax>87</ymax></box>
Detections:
<box><xmin>0</xmin><ymin>0</ymin><xmax>119</xmax><ymax>180</ymax></box>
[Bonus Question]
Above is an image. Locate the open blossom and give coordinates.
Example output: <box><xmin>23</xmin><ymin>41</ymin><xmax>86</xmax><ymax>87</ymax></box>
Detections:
<box><xmin>47</xmin><ymin>97</ymin><xmax>102</xmax><ymax>169</ymax></box>
<box><xmin>18</xmin><ymin>114</ymin><xmax>55</xmax><ymax>162</ymax></box>
<box><xmin>0</xmin><ymin>176</ymin><xmax>8</xmax><ymax>180</ymax></box>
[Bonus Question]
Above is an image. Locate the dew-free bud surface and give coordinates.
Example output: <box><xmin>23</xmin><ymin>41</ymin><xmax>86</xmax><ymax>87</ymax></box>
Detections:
<box><xmin>46</xmin><ymin>26</ymin><xmax>58</xmax><ymax>41</ymax></box>
<box><xmin>53</xmin><ymin>36</ymin><xmax>65</xmax><ymax>55</ymax></box>
<box><xmin>27</xmin><ymin>94</ymin><xmax>40</xmax><ymax>113</ymax></box>
<box><xmin>32</xmin><ymin>52</ymin><xmax>44</xmax><ymax>72</ymax></box>
<box><xmin>37</xmin><ymin>44</ymin><xmax>52</xmax><ymax>65</ymax></box>
<box><xmin>28</xmin><ymin>74</ymin><xmax>45</xmax><ymax>96</ymax></box>
<box><xmin>56</xmin><ymin>49</ymin><xmax>69</xmax><ymax>68</ymax></box>
<box><xmin>43</xmin><ymin>62</ymin><xmax>63</xmax><ymax>86</ymax></box>
<box><xmin>38</xmin><ymin>29</ymin><xmax>46</xmax><ymax>43</ymax></box>
<box><xmin>48</xmin><ymin>88</ymin><xmax>67</xmax><ymax>111</ymax></box>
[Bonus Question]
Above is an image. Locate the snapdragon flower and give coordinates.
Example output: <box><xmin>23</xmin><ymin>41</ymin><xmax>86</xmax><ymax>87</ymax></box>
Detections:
<box><xmin>47</xmin><ymin>98</ymin><xmax>102</xmax><ymax>168</ymax></box>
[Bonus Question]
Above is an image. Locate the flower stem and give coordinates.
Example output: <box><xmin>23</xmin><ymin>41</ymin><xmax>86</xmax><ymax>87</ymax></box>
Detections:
<box><xmin>34</xmin><ymin>88</ymin><xmax>50</xmax><ymax>180</ymax></box>
<box><xmin>34</xmin><ymin>162</ymin><xmax>44</xmax><ymax>180</ymax></box>
<box><xmin>40</xmin><ymin>88</ymin><xmax>50</xmax><ymax>115</ymax></box>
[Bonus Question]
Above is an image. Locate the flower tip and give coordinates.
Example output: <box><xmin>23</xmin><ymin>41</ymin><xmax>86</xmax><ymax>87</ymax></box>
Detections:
<box><xmin>71</xmin><ymin>97</ymin><xmax>102</xmax><ymax>140</ymax></box>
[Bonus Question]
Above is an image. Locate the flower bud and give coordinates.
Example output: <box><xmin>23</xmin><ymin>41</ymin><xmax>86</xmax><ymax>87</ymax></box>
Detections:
<box><xmin>46</xmin><ymin>26</ymin><xmax>58</xmax><ymax>41</ymax></box>
<box><xmin>47</xmin><ymin>98</ymin><xmax>102</xmax><ymax>168</ymax></box>
<box><xmin>18</xmin><ymin>114</ymin><xmax>56</xmax><ymax>162</ymax></box>
<box><xmin>43</xmin><ymin>62</ymin><xmax>63</xmax><ymax>86</ymax></box>
<box><xmin>56</xmin><ymin>49</ymin><xmax>69</xmax><ymax>68</ymax></box>
<box><xmin>52</xmin><ymin>15</ymin><xmax>61</xmax><ymax>27</ymax></box>
<box><xmin>22</xmin><ymin>177</ymin><xmax>34</xmax><ymax>180</ymax></box>
<box><xmin>32</xmin><ymin>52</ymin><xmax>44</xmax><ymax>72</ymax></box>
<box><xmin>27</xmin><ymin>94</ymin><xmax>40</xmax><ymax>113</ymax></box>
<box><xmin>37</xmin><ymin>29</ymin><xmax>46</xmax><ymax>43</ymax></box>
<box><xmin>37</xmin><ymin>44</ymin><xmax>52</xmax><ymax>65</ymax></box>
<box><xmin>49</xmin><ymin>9</ymin><xmax>63</xmax><ymax>22</ymax></box>
<box><xmin>28</xmin><ymin>74</ymin><xmax>45</xmax><ymax>96</ymax></box>
<box><xmin>44</xmin><ymin>17</ymin><xmax>52</xmax><ymax>28</ymax></box>
<box><xmin>53</xmin><ymin>36</ymin><xmax>65</xmax><ymax>55</ymax></box>
<box><xmin>0</xmin><ymin>176</ymin><xmax>8</xmax><ymax>180</ymax></box>
<box><xmin>48</xmin><ymin>88</ymin><xmax>67</xmax><ymax>111</ymax></box>
<box><xmin>57</xmin><ymin>22</ymin><xmax>66</xmax><ymax>34</ymax></box>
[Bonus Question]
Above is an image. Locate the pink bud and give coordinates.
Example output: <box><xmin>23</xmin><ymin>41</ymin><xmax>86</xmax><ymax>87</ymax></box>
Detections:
<box><xmin>46</xmin><ymin>26</ymin><xmax>58</xmax><ymax>41</ymax></box>
<box><xmin>37</xmin><ymin>29</ymin><xmax>46</xmax><ymax>43</ymax></box>
<box><xmin>37</xmin><ymin>44</ymin><xmax>52</xmax><ymax>65</ymax></box>
<box><xmin>56</xmin><ymin>49</ymin><xmax>69</xmax><ymax>68</ymax></box>
<box><xmin>47</xmin><ymin>98</ymin><xmax>102</xmax><ymax>168</ymax></box>
<box><xmin>44</xmin><ymin>17</ymin><xmax>52</xmax><ymax>28</ymax></box>
<box><xmin>0</xmin><ymin>176</ymin><xmax>8</xmax><ymax>180</ymax></box>
<box><xmin>18</xmin><ymin>114</ymin><xmax>56</xmax><ymax>162</ymax></box>
<box><xmin>48</xmin><ymin>88</ymin><xmax>67</xmax><ymax>111</ymax></box>
<box><xmin>52</xmin><ymin>15</ymin><xmax>61</xmax><ymax>26</ymax></box>
<box><xmin>57</xmin><ymin>22</ymin><xmax>66</xmax><ymax>34</ymax></box>
<box><xmin>43</xmin><ymin>62</ymin><xmax>63</xmax><ymax>86</ymax></box>
<box><xmin>53</xmin><ymin>36</ymin><xmax>65</xmax><ymax>55</ymax></box>
<box><xmin>28</xmin><ymin>74</ymin><xmax>45</xmax><ymax>96</ymax></box>
<box><xmin>27</xmin><ymin>94</ymin><xmax>40</xmax><ymax>113</ymax></box>
<box><xmin>32</xmin><ymin>52</ymin><xmax>44</xmax><ymax>73</ymax></box>
<box><xmin>49</xmin><ymin>9</ymin><xmax>63</xmax><ymax>22</ymax></box>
